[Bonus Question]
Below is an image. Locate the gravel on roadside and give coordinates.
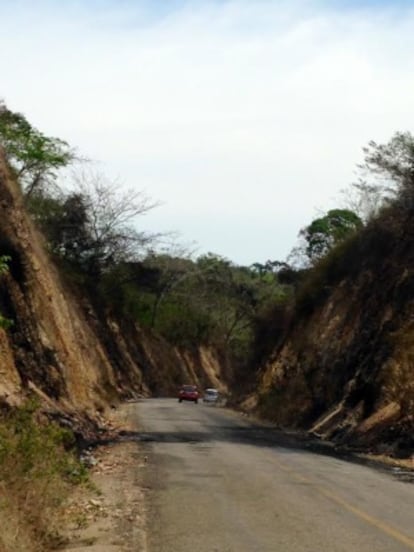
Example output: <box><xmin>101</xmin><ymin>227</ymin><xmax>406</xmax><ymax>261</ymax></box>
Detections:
<box><xmin>57</xmin><ymin>403</ymin><xmax>149</xmax><ymax>552</ymax></box>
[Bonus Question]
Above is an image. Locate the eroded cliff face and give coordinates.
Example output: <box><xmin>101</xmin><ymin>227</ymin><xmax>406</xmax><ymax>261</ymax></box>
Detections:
<box><xmin>0</xmin><ymin>157</ymin><xmax>227</xmax><ymax>426</ymax></box>
<box><xmin>254</xmin><ymin>220</ymin><xmax>414</xmax><ymax>454</ymax></box>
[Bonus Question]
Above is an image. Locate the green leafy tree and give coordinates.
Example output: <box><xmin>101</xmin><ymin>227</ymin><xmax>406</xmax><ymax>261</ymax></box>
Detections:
<box><xmin>300</xmin><ymin>209</ymin><xmax>363</xmax><ymax>262</ymax></box>
<box><xmin>0</xmin><ymin>101</ymin><xmax>74</xmax><ymax>196</ymax></box>
<box><xmin>143</xmin><ymin>253</ymin><xmax>194</xmax><ymax>328</ymax></box>
<box><xmin>192</xmin><ymin>254</ymin><xmax>287</xmax><ymax>354</ymax></box>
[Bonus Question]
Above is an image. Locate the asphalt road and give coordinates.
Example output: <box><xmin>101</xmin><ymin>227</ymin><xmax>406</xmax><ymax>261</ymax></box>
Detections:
<box><xmin>134</xmin><ymin>399</ymin><xmax>414</xmax><ymax>552</ymax></box>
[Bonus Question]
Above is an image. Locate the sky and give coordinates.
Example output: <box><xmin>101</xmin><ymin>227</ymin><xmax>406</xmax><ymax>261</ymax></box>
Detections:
<box><xmin>1</xmin><ymin>0</ymin><xmax>414</xmax><ymax>266</ymax></box>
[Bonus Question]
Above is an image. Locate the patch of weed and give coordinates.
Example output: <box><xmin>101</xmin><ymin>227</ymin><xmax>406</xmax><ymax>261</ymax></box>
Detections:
<box><xmin>0</xmin><ymin>398</ymin><xmax>90</xmax><ymax>551</ymax></box>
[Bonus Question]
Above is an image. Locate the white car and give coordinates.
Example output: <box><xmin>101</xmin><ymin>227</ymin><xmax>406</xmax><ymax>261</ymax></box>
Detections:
<box><xmin>203</xmin><ymin>388</ymin><xmax>219</xmax><ymax>404</ymax></box>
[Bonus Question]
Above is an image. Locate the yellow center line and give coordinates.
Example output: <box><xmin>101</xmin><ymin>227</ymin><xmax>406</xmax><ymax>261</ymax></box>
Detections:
<box><xmin>275</xmin><ymin>459</ymin><xmax>414</xmax><ymax>550</ymax></box>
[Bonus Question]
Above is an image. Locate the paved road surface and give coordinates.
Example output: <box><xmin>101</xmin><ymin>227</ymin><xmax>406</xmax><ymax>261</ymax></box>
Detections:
<box><xmin>133</xmin><ymin>399</ymin><xmax>414</xmax><ymax>552</ymax></box>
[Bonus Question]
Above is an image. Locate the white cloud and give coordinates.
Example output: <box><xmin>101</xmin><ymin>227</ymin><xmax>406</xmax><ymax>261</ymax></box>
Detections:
<box><xmin>1</xmin><ymin>0</ymin><xmax>414</xmax><ymax>264</ymax></box>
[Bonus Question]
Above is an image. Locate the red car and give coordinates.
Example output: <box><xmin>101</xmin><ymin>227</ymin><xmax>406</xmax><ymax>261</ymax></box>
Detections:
<box><xmin>178</xmin><ymin>385</ymin><xmax>199</xmax><ymax>403</ymax></box>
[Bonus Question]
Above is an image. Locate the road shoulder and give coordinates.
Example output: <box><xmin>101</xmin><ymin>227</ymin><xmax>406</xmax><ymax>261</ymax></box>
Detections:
<box><xmin>58</xmin><ymin>404</ymin><xmax>148</xmax><ymax>552</ymax></box>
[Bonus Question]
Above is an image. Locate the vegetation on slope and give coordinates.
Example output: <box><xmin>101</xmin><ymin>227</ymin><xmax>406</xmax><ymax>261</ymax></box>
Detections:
<box><xmin>252</xmin><ymin>132</ymin><xmax>414</xmax><ymax>453</ymax></box>
<box><xmin>0</xmin><ymin>400</ymin><xmax>88</xmax><ymax>551</ymax></box>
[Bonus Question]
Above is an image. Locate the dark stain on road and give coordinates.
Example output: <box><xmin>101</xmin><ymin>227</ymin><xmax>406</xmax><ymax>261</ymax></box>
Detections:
<box><xmin>95</xmin><ymin>417</ymin><xmax>414</xmax><ymax>484</ymax></box>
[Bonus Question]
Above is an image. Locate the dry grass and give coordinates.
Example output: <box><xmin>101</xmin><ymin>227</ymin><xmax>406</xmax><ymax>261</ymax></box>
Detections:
<box><xmin>383</xmin><ymin>325</ymin><xmax>414</xmax><ymax>417</ymax></box>
<box><xmin>0</xmin><ymin>400</ymin><xmax>88</xmax><ymax>551</ymax></box>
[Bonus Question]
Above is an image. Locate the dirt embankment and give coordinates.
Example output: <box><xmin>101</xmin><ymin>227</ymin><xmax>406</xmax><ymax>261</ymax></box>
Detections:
<box><xmin>250</xmin><ymin>219</ymin><xmax>414</xmax><ymax>457</ymax></box>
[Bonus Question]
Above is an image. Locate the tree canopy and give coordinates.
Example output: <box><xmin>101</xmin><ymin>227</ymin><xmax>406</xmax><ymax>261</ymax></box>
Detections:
<box><xmin>0</xmin><ymin>101</ymin><xmax>74</xmax><ymax>196</ymax></box>
<box><xmin>300</xmin><ymin>209</ymin><xmax>363</xmax><ymax>262</ymax></box>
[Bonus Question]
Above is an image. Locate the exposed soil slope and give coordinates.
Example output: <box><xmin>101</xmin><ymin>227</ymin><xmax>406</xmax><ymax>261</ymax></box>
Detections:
<box><xmin>253</xmin><ymin>218</ymin><xmax>414</xmax><ymax>455</ymax></box>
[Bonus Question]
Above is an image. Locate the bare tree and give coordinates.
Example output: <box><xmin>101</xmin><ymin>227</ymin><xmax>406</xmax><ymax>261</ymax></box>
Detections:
<box><xmin>36</xmin><ymin>169</ymin><xmax>163</xmax><ymax>276</ymax></box>
<box><xmin>339</xmin><ymin>179</ymin><xmax>387</xmax><ymax>223</ymax></box>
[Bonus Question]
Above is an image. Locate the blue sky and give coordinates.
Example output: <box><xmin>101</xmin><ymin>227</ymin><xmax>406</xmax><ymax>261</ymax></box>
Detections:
<box><xmin>1</xmin><ymin>0</ymin><xmax>414</xmax><ymax>265</ymax></box>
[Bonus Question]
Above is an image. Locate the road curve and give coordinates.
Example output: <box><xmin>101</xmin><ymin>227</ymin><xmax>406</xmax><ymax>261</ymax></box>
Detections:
<box><xmin>133</xmin><ymin>399</ymin><xmax>414</xmax><ymax>552</ymax></box>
